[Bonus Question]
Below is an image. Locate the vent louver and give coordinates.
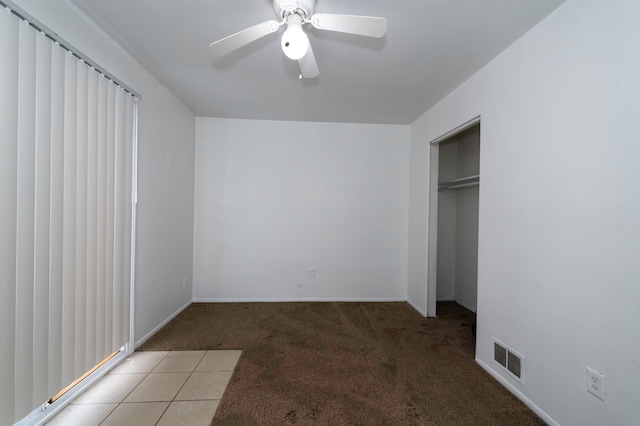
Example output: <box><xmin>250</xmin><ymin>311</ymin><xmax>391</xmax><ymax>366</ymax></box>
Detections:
<box><xmin>493</xmin><ymin>339</ymin><xmax>524</xmax><ymax>383</ymax></box>
<box><xmin>507</xmin><ymin>351</ymin><xmax>522</xmax><ymax>379</ymax></box>
<box><xmin>494</xmin><ymin>342</ymin><xmax>507</xmax><ymax>367</ymax></box>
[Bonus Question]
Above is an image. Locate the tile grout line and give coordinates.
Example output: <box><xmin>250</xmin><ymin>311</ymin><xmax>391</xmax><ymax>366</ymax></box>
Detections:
<box><xmin>97</xmin><ymin>351</ymin><xmax>172</xmax><ymax>426</ymax></box>
<box><xmin>51</xmin><ymin>351</ymin><xmax>238</xmax><ymax>425</ymax></box>
<box><xmin>153</xmin><ymin>350</ymin><xmax>207</xmax><ymax>425</ymax></box>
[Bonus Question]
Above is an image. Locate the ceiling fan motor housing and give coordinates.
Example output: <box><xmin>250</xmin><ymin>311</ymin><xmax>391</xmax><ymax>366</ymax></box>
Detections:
<box><xmin>274</xmin><ymin>0</ymin><xmax>315</xmax><ymax>20</ymax></box>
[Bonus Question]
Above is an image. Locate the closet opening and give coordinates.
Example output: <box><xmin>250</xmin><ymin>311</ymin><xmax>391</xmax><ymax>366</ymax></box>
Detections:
<box><xmin>427</xmin><ymin>118</ymin><xmax>480</xmax><ymax>353</ymax></box>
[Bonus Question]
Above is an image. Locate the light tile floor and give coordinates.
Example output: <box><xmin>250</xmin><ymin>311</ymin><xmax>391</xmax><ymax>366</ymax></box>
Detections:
<box><xmin>46</xmin><ymin>350</ymin><xmax>241</xmax><ymax>426</ymax></box>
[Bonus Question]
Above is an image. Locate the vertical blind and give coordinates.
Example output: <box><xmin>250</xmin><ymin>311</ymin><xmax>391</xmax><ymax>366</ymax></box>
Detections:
<box><xmin>0</xmin><ymin>6</ymin><xmax>136</xmax><ymax>424</ymax></box>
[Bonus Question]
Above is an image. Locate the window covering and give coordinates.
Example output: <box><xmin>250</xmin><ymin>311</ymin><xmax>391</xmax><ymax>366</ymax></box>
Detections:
<box><xmin>0</xmin><ymin>6</ymin><xmax>136</xmax><ymax>423</ymax></box>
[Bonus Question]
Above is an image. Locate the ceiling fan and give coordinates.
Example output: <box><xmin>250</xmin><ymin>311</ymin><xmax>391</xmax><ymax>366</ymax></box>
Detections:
<box><xmin>209</xmin><ymin>0</ymin><xmax>387</xmax><ymax>79</ymax></box>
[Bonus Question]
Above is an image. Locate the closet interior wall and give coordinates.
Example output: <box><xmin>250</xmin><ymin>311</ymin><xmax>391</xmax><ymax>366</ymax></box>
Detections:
<box><xmin>436</xmin><ymin>124</ymin><xmax>480</xmax><ymax>313</ymax></box>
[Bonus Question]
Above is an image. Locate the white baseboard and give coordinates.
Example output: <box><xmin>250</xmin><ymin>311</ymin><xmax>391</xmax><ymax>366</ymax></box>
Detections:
<box><xmin>476</xmin><ymin>358</ymin><xmax>559</xmax><ymax>426</ymax></box>
<box><xmin>135</xmin><ymin>300</ymin><xmax>192</xmax><ymax>348</ymax></box>
<box><xmin>407</xmin><ymin>299</ymin><xmax>428</xmax><ymax>317</ymax></box>
<box><xmin>192</xmin><ymin>297</ymin><xmax>407</xmax><ymax>303</ymax></box>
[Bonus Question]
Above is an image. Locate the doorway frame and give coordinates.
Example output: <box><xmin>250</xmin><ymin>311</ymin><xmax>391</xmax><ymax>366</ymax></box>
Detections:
<box><xmin>426</xmin><ymin>115</ymin><xmax>481</xmax><ymax>317</ymax></box>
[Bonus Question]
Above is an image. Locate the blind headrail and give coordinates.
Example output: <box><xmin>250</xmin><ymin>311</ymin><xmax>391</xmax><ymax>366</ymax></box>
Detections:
<box><xmin>0</xmin><ymin>0</ymin><xmax>141</xmax><ymax>100</ymax></box>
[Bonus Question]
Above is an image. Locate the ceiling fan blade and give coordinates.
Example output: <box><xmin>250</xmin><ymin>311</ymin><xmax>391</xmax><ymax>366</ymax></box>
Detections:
<box><xmin>310</xmin><ymin>14</ymin><xmax>387</xmax><ymax>38</ymax></box>
<box><xmin>298</xmin><ymin>43</ymin><xmax>319</xmax><ymax>79</ymax></box>
<box><xmin>209</xmin><ymin>20</ymin><xmax>281</xmax><ymax>56</ymax></box>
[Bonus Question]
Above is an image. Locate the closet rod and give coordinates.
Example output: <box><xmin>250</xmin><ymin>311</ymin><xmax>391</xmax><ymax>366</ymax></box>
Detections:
<box><xmin>438</xmin><ymin>181</ymin><xmax>479</xmax><ymax>191</ymax></box>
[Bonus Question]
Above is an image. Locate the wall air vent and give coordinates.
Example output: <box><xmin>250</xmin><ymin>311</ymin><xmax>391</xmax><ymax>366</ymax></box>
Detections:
<box><xmin>493</xmin><ymin>339</ymin><xmax>524</xmax><ymax>383</ymax></box>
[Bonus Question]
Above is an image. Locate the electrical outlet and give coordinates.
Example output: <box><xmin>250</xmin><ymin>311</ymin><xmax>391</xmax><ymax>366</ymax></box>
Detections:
<box><xmin>182</xmin><ymin>278</ymin><xmax>187</xmax><ymax>289</ymax></box>
<box><xmin>298</xmin><ymin>282</ymin><xmax>303</xmax><ymax>288</ymax></box>
<box><xmin>587</xmin><ymin>367</ymin><xmax>605</xmax><ymax>400</ymax></box>
<box><xmin>309</xmin><ymin>268</ymin><xmax>316</xmax><ymax>278</ymax></box>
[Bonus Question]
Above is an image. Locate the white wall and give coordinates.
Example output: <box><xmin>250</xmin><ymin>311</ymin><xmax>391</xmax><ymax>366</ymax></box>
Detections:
<box><xmin>408</xmin><ymin>0</ymin><xmax>640</xmax><ymax>425</ymax></box>
<box><xmin>12</xmin><ymin>0</ymin><xmax>196</xmax><ymax>345</ymax></box>
<box><xmin>454</xmin><ymin>184</ymin><xmax>478</xmax><ymax>312</ymax></box>
<box><xmin>436</xmin><ymin>143</ymin><xmax>457</xmax><ymax>301</ymax></box>
<box><xmin>194</xmin><ymin>117</ymin><xmax>409</xmax><ymax>302</ymax></box>
<box><xmin>407</xmin><ymin>127</ymin><xmax>430</xmax><ymax>315</ymax></box>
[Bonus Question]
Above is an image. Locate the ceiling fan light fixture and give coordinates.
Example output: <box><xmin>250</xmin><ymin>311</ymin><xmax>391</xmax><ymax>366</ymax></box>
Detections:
<box><xmin>281</xmin><ymin>24</ymin><xmax>309</xmax><ymax>60</ymax></box>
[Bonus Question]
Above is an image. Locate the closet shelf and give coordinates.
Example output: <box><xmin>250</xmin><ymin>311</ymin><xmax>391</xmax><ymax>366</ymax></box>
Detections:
<box><xmin>438</xmin><ymin>174</ymin><xmax>479</xmax><ymax>191</ymax></box>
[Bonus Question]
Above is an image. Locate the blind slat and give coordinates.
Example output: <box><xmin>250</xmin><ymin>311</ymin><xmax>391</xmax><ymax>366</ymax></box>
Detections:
<box><xmin>95</xmin><ymin>75</ymin><xmax>108</xmax><ymax>361</ymax></box>
<box><xmin>48</xmin><ymin>40</ymin><xmax>66</xmax><ymax>398</ymax></box>
<box><xmin>112</xmin><ymin>88</ymin><xmax>126</xmax><ymax>348</ymax></box>
<box><xmin>104</xmin><ymin>82</ymin><xmax>116</xmax><ymax>353</ymax></box>
<box><xmin>33</xmin><ymin>29</ymin><xmax>53</xmax><ymax>406</ymax></box>
<box><xmin>15</xmin><ymin>19</ymin><xmax>37</xmax><ymax>417</ymax></box>
<box><xmin>86</xmin><ymin>68</ymin><xmax>99</xmax><ymax>368</ymax></box>
<box><xmin>74</xmin><ymin>59</ymin><xmax>89</xmax><ymax>377</ymax></box>
<box><xmin>0</xmin><ymin>8</ymin><xmax>19</xmax><ymax>423</ymax></box>
<box><xmin>123</xmin><ymin>96</ymin><xmax>134</xmax><ymax>344</ymax></box>
<box><xmin>61</xmin><ymin>50</ymin><xmax>78</xmax><ymax>388</ymax></box>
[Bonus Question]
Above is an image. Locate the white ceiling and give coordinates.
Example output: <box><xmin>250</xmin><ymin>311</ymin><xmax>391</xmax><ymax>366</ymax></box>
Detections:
<box><xmin>69</xmin><ymin>0</ymin><xmax>565</xmax><ymax>124</ymax></box>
